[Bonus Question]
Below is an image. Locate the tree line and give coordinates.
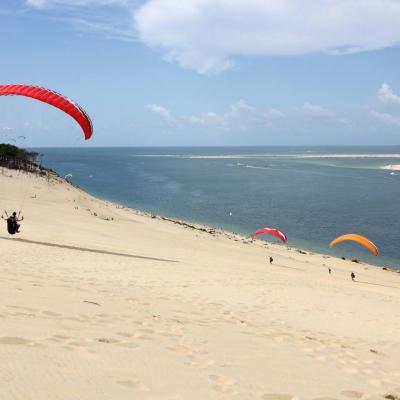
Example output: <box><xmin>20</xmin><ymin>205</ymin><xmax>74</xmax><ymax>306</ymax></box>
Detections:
<box><xmin>0</xmin><ymin>143</ymin><xmax>42</xmax><ymax>173</ymax></box>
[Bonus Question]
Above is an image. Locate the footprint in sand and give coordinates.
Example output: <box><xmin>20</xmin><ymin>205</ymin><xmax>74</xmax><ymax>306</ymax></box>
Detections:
<box><xmin>209</xmin><ymin>375</ymin><xmax>237</xmax><ymax>396</ymax></box>
<box><xmin>133</xmin><ymin>333</ymin><xmax>152</xmax><ymax>340</ymax></box>
<box><xmin>367</xmin><ymin>378</ymin><xmax>383</xmax><ymax>387</ymax></box>
<box><xmin>383</xmin><ymin>395</ymin><xmax>400</xmax><ymax>400</ymax></box>
<box><xmin>159</xmin><ymin>331</ymin><xmax>176</xmax><ymax>338</ymax></box>
<box><xmin>42</xmin><ymin>311</ymin><xmax>62</xmax><ymax>317</ymax></box>
<box><xmin>49</xmin><ymin>335</ymin><xmax>70</xmax><ymax>342</ymax></box>
<box><xmin>312</xmin><ymin>398</ymin><xmax>338</xmax><ymax>400</ymax></box>
<box><xmin>0</xmin><ymin>336</ymin><xmax>31</xmax><ymax>345</ymax></box>
<box><xmin>117</xmin><ymin>342</ymin><xmax>139</xmax><ymax>349</ymax></box>
<box><xmin>262</xmin><ymin>394</ymin><xmax>297</xmax><ymax>400</ymax></box>
<box><xmin>340</xmin><ymin>390</ymin><xmax>364</xmax><ymax>398</ymax></box>
<box><xmin>118</xmin><ymin>380</ymin><xmax>150</xmax><ymax>392</ymax></box>
<box><xmin>360</xmin><ymin>368</ymin><xmax>373</xmax><ymax>376</ymax></box>
<box><xmin>96</xmin><ymin>338</ymin><xmax>119</xmax><ymax>344</ymax></box>
<box><xmin>214</xmin><ymin>386</ymin><xmax>238</xmax><ymax>396</ymax></box>
<box><xmin>140</xmin><ymin>328</ymin><xmax>155</xmax><ymax>334</ymax></box>
<box><xmin>117</xmin><ymin>332</ymin><xmax>134</xmax><ymax>338</ymax></box>
<box><xmin>68</xmin><ymin>340</ymin><xmax>91</xmax><ymax>347</ymax></box>
<box><xmin>301</xmin><ymin>347</ymin><xmax>314</xmax><ymax>354</ymax></box>
<box><xmin>190</xmin><ymin>355</ymin><xmax>214</xmax><ymax>368</ymax></box>
<box><xmin>167</xmin><ymin>344</ymin><xmax>193</xmax><ymax>355</ymax></box>
<box><xmin>388</xmin><ymin>393</ymin><xmax>400</xmax><ymax>399</ymax></box>
<box><xmin>209</xmin><ymin>375</ymin><xmax>236</xmax><ymax>386</ymax></box>
<box><xmin>344</xmin><ymin>367</ymin><xmax>360</xmax><ymax>375</ymax></box>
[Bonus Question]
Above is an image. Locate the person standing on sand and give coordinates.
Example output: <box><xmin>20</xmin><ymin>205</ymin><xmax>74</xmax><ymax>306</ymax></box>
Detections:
<box><xmin>351</xmin><ymin>272</ymin><xmax>355</xmax><ymax>281</ymax></box>
<box><xmin>328</xmin><ymin>267</ymin><xmax>331</xmax><ymax>274</ymax></box>
<box><xmin>269</xmin><ymin>256</ymin><xmax>273</xmax><ymax>264</ymax></box>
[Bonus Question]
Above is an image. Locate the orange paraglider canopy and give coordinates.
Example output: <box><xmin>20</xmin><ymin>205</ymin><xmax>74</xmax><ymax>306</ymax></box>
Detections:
<box><xmin>329</xmin><ymin>234</ymin><xmax>378</xmax><ymax>256</ymax></box>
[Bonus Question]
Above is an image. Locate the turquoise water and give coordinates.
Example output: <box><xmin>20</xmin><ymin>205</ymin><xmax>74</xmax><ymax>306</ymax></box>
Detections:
<box><xmin>36</xmin><ymin>146</ymin><xmax>400</xmax><ymax>270</ymax></box>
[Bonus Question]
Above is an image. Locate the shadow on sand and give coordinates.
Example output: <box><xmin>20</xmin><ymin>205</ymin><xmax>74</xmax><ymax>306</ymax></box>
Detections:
<box><xmin>0</xmin><ymin>236</ymin><xmax>177</xmax><ymax>263</ymax></box>
<box><xmin>272</xmin><ymin>263</ymin><xmax>304</xmax><ymax>271</ymax></box>
<box><xmin>356</xmin><ymin>280</ymin><xmax>399</xmax><ymax>290</ymax></box>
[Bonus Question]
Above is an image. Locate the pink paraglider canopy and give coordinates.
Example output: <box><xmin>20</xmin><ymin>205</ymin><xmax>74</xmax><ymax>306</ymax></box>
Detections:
<box><xmin>251</xmin><ymin>228</ymin><xmax>287</xmax><ymax>243</ymax></box>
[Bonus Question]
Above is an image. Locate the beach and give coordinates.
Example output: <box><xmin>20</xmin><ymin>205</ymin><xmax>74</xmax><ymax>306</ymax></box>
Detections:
<box><xmin>380</xmin><ymin>165</ymin><xmax>400</xmax><ymax>171</ymax></box>
<box><xmin>1</xmin><ymin>169</ymin><xmax>400</xmax><ymax>400</ymax></box>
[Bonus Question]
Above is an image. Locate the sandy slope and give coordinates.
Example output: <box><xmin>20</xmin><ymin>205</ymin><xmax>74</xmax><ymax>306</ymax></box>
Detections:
<box><xmin>1</xmin><ymin>169</ymin><xmax>400</xmax><ymax>400</ymax></box>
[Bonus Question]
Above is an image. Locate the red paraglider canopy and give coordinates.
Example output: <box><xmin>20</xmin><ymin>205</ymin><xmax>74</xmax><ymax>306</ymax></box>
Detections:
<box><xmin>0</xmin><ymin>84</ymin><xmax>93</xmax><ymax>140</ymax></box>
<box><xmin>251</xmin><ymin>227</ymin><xmax>287</xmax><ymax>243</ymax></box>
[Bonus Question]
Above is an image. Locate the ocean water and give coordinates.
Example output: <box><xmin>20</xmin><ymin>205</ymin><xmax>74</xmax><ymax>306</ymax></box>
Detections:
<box><xmin>35</xmin><ymin>146</ymin><xmax>400</xmax><ymax>270</ymax></box>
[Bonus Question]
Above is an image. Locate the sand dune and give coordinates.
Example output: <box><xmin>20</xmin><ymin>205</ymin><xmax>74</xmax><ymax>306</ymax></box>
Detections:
<box><xmin>1</xmin><ymin>170</ymin><xmax>400</xmax><ymax>400</ymax></box>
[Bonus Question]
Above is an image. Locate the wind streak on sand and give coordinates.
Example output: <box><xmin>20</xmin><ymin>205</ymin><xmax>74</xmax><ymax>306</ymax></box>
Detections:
<box><xmin>0</xmin><ymin>236</ymin><xmax>177</xmax><ymax>263</ymax></box>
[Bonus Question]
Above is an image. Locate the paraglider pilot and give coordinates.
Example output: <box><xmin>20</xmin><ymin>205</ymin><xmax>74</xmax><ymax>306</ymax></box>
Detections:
<box><xmin>1</xmin><ymin>211</ymin><xmax>24</xmax><ymax>235</ymax></box>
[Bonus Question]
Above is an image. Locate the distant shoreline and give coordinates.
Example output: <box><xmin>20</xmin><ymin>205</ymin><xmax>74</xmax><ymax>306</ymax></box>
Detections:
<box><xmin>380</xmin><ymin>164</ymin><xmax>400</xmax><ymax>171</ymax></box>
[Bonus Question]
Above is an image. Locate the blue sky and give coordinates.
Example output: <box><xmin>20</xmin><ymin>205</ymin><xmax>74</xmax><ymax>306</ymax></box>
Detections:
<box><xmin>1</xmin><ymin>0</ymin><xmax>400</xmax><ymax>146</ymax></box>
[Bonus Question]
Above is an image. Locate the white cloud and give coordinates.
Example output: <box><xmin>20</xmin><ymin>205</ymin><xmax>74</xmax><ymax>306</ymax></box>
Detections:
<box><xmin>230</xmin><ymin>99</ymin><xmax>257</xmax><ymax>114</ymax></box>
<box><xmin>227</xmin><ymin>100</ymin><xmax>285</xmax><ymax>128</ymax></box>
<box><xmin>266</xmin><ymin>108</ymin><xmax>286</xmax><ymax>119</ymax></box>
<box><xmin>373</xmin><ymin>85</ymin><xmax>400</xmax><ymax>128</ymax></box>
<box><xmin>134</xmin><ymin>0</ymin><xmax>400</xmax><ymax>74</ymax></box>
<box><xmin>146</xmin><ymin>103</ymin><xmax>180</xmax><ymax>126</ymax></box>
<box><xmin>301</xmin><ymin>102</ymin><xmax>350</xmax><ymax>125</ymax></box>
<box><xmin>146</xmin><ymin>100</ymin><xmax>285</xmax><ymax>130</ymax></box>
<box><xmin>378</xmin><ymin>83</ymin><xmax>400</xmax><ymax>105</ymax></box>
<box><xmin>185</xmin><ymin>112</ymin><xmax>226</xmax><ymax>128</ymax></box>
<box><xmin>371</xmin><ymin>110</ymin><xmax>400</xmax><ymax>127</ymax></box>
<box><xmin>146</xmin><ymin>104</ymin><xmax>170</xmax><ymax>119</ymax></box>
<box><xmin>302</xmin><ymin>103</ymin><xmax>334</xmax><ymax>118</ymax></box>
